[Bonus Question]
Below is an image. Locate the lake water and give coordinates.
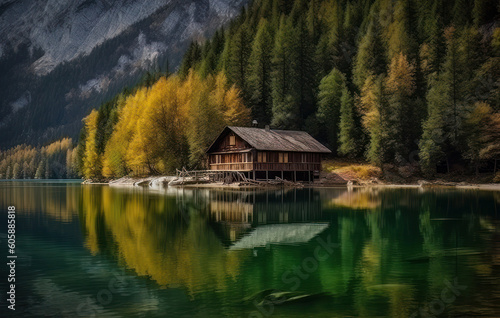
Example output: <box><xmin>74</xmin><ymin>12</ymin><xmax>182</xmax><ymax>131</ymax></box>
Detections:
<box><xmin>0</xmin><ymin>181</ymin><xmax>499</xmax><ymax>317</ymax></box>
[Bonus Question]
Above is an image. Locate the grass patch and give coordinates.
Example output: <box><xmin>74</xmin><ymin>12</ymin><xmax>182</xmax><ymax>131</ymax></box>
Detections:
<box><xmin>323</xmin><ymin>159</ymin><xmax>382</xmax><ymax>181</ymax></box>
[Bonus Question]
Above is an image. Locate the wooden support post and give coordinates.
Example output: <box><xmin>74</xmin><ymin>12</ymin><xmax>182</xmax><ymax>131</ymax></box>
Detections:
<box><xmin>293</xmin><ymin>171</ymin><xmax>296</xmax><ymax>182</ymax></box>
<box><xmin>266</xmin><ymin>170</ymin><xmax>269</xmax><ymax>180</ymax></box>
<box><xmin>281</xmin><ymin>170</ymin><xmax>284</xmax><ymax>180</ymax></box>
<box><xmin>308</xmin><ymin>171</ymin><xmax>311</xmax><ymax>183</ymax></box>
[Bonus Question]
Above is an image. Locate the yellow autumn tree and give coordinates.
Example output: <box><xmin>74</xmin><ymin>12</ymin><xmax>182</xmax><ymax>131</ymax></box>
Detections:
<box><xmin>100</xmin><ymin>70</ymin><xmax>251</xmax><ymax>176</ymax></box>
<box><xmin>186</xmin><ymin>72</ymin><xmax>226</xmax><ymax>167</ymax></box>
<box><xmin>83</xmin><ymin>110</ymin><xmax>101</xmax><ymax>180</ymax></box>
<box><xmin>359</xmin><ymin>75</ymin><xmax>385</xmax><ymax>165</ymax></box>
<box><xmin>224</xmin><ymin>85</ymin><xmax>251</xmax><ymax>126</ymax></box>
<box><xmin>103</xmin><ymin>87</ymin><xmax>148</xmax><ymax>177</ymax></box>
<box><xmin>141</xmin><ymin>76</ymin><xmax>189</xmax><ymax>174</ymax></box>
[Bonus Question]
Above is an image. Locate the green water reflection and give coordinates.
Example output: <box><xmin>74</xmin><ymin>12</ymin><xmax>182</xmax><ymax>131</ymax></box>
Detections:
<box><xmin>0</xmin><ymin>182</ymin><xmax>499</xmax><ymax>317</ymax></box>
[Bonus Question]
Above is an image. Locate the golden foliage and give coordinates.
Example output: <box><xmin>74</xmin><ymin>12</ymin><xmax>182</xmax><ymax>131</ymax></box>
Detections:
<box><xmin>359</xmin><ymin>75</ymin><xmax>381</xmax><ymax>133</ymax></box>
<box><xmin>83</xmin><ymin>110</ymin><xmax>101</xmax><ymax>180</ymax></box>
<box><xmin>80</xmin><ymin>186</ymin><xmax>245</xmax><ymax>294</ymax></box>
<box><xmin>98</xmin><ymin>72</ymin><xmax>251</xmax><ymax>177</ymax></box>
<box><xmin>386</xmin><ymin>53</ymin><xmax>415</xmax><ymax>96</ymax></box>
<box><xmin>0</xmin><ymin>138</ymin><xmax>75</xmax><ymax>179</ymax></box>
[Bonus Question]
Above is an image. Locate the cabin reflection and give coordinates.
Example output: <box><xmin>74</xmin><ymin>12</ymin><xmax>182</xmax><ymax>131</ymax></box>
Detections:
<box><xmin>207</xmin><ymin>189</ymin><xmax>331</xmax><ymax>247</ymax></box>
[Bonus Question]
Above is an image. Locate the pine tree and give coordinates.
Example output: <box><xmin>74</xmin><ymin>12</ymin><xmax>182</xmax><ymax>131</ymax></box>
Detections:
<box><xmin>295</xmin><ymin>15</ymin><xmax>317</xmax><ymax>120</ymax></box>
<box><xmin>306</xmin><ymin>0</ymin><xmax>320</xmax><ymax>43</ymax></box>
<box><xmin>317</xmin><ymin>68</ymin><xmax>346</xmax><ymax>152</ymax></box>
<box><xmin>419</xmin><ymin>79</ymin><xmax>447</xmax><ymax>176</ymax></box>
<box><xmin>352</xmin><ymin>18</ymin><xmax>386</xmax><ymax>90</ymax></box>
<box><xmin>385</xmin><ymin>0</ymin><xmax>417</xmax><ymax>62</ymax></box>
<box><xmin>418</xmin><ymin>1</ymin><xmax>445</xmax><ymax>81</ymax></box>
<box><xmin>440</xmin><ymin>27</ymin><xmax>469</xmax><ymax>149</ymax></box>
<box><xmin>463</xmin><ymin>102</ymin><xmax>495</xmax><ymax>174</ymax></box>
<box><xmin>338</xmin><ymin>86</ymin><xmax>359</xmax><ymax>157</ymax></box>
<box><xmin>332</xmin><ymin>0</ymin><xmax>359</xmax><ymax>80</ymax></box>
<box><xmin>226</xmin><ymin>25</ymin><xmax>252</xmax><ymax>97</ymax></box>
<box><xmin>199</xmin><ymin>30</ymin><xmax>226</xmax><ymax>78</ymax></box>
<box><xmin>314</xmin><ymin>33</ymin><xmax>332</xmax><ymax>80</ymax></box>
<box><xmin>179</xmin><ymin>41</ymin><xmax>202</xmax><ymax>78</ymax></box>
<box><xmin>419</xmin><ymin>27</ymin><xmax>472</xmax><ymax>174</ymax></box>
<box><xmin>327</xmin><ymin>0</ymin><xmax>344</xmax><ymax>64</ymax></box>
<box><xmin>385</xmin><ymin>53</ymin><xmax>417</xmax><ymax>163</ymax></box>
<box><xmin>271</xmin><ymin>15</ymin><xmax>300</xmax><ymax>129</ymax></box>
<box><xmin>459</xmin><ymin>26</ymin><xmax>483</xmax><ymax>85</ymax></box>
<box><xmin>474</xmin><ymin>28</ymin><xmax>500</xmax><ymax>110</ymax></box>
<box><xmin>247</xmin><ymin>18</ymin><xmax>273</xmax><ymax>124</ymax></box>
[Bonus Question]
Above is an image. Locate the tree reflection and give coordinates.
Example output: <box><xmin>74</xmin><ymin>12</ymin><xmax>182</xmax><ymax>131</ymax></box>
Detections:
<box><xmin>3</xmin><ymin>182</ymin><xmax>496</xmax><ymax>316</ymax></box>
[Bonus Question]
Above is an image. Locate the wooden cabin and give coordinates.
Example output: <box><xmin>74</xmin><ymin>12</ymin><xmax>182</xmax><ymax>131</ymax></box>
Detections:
<box><xmin>206</xmin><ymin>126</ymin><xmax>331</xmax><ymax>181</ymax></box>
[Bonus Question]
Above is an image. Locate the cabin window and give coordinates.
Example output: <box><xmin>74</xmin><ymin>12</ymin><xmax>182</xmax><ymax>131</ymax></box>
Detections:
<box><xmin>258</xmin><ymin>152</ymin><xmax>267</xmax><ymax>163</ymax></box>
<box><xmin>279</xmin><ymin>152</ymin><xmax>283</xmax><ymax>163</ymax></box>
<box><xmin>229</xmin><ymin>135</ymin><xmax>236</xmax><ymax>146</ymax></box>
<box><xmin>284</xmin><ymin>153</ymin><xmax>288</xmax><ymax>163</ymax></box>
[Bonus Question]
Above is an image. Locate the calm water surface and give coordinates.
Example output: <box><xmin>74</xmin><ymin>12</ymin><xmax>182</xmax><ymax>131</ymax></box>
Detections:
<box><xmin>0</xmin><ymin>181</ymin><xmax>499</xmax><ymax>317</ymax></box>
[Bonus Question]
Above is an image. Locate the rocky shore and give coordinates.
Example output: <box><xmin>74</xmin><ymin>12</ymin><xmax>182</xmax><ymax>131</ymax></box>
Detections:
<box><xmin>84</xmin><ymin>174</ymin><xmax>500</xmax><ymax>191</ymax></box>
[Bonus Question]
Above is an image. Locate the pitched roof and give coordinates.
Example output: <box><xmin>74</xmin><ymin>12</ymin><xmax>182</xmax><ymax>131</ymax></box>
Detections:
<box><xmin>207</xmin><ymin>126</ymin><xmax>332</xmax><ymax>153</ymax></box>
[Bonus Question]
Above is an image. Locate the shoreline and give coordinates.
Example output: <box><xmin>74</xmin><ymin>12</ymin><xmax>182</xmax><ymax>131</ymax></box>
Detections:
<box><xmin>83</xmin><ymin>176</ymin><xmax>500</xmax><ymax>191</ymax></box>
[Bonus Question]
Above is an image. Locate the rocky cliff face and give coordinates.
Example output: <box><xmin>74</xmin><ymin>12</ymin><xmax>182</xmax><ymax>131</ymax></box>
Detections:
<box><xmin>0</xmin><ymin>0</ymin><xmax>247</xmax><ymax>148</ymax></box>
<box><xmin>1</xmin><ymin>0</ymin><xmax>166</xmax><ymax>75</ymax></box>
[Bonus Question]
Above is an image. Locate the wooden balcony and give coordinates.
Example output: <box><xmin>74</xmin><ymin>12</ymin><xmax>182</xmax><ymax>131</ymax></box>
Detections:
<box><xmin>209</xmin><ymin>162</ymin><xmax>321</xmax><ymax>172</ymax></box>
<box><xmin>253</xmin><ymin>162</ymin><xmax>320</xmax><ymax>171</ymax></box>
<box><xmin>209</xmin><ymin>163</ymin><xmax>254</xmax><ymax>171</ymax></box>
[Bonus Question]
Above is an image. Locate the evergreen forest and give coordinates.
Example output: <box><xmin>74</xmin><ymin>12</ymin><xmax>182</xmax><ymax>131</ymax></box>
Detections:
<box><xmin>2</xmin><ymin>0</ymin><xmax>499</xmax><ymax>180</ymax></box>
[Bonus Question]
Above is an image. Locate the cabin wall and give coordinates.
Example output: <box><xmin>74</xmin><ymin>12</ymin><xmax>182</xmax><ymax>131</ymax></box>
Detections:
<box><xmin>209</xmin><ymin>152</ymin><xmax>253</xmax><ymax>171</ymax></box>
<box><xmin>206</xmin><ymin>129</ymin><xmax>329</xmax><ymax>180</ymax></box>
<box><xmin>208</xmin><ymin>150</ymin><xmax>322</xmax><ymax>173</ymax></box>
<box><xmin>212</xmin><ymin>132</ymin><xmax>250</xmax><ymax>152</ymax></box>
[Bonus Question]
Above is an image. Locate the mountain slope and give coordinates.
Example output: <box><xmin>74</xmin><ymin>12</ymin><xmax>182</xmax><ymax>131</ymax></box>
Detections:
<box><xmin>0</xmin><ymin>0</ymin><xmax>248</xmax><ymax>148</ymax></box>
